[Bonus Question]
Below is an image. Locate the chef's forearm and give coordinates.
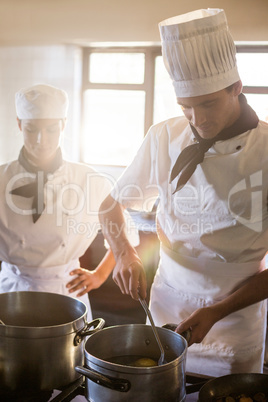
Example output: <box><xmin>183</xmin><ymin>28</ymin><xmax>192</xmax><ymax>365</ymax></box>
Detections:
<box><xmin>99</xmin><ymin>194</ymin><xmax>146</xmax><ymax>299</ymax></box>
<box><xmin>209</xmin><ymin>269</ymin><xmax>268</xmax><ymax>321</ymax></box>
<box><xmin>99</xmin><ymin>194</ymin><xmax>133</xmax><ymax>258</ymax></box>
<box><xmin>94</xmin><ymin>249</ymin><xmax>116</xmax><ymax>282</ymax></box>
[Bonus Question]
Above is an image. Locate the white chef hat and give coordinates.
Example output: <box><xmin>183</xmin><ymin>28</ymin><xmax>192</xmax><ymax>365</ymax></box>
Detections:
<box><xmin>159</xmin><ymin>8</ymin><xmax>240</xmax><ymax>97</ymax></box>
<box><xmin>15</xmin><ymin>84</ymin><xmax>69</xmax><ymax>119</ymax></box>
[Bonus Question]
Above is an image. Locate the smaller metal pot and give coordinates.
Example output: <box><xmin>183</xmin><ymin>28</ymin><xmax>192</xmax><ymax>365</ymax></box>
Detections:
<box><xmin>198</xmin><ymin>373</ymin><xmax>268</xmax><ymax>401</ymax></box>
<box><xmin>76</xmin><ymin>323</ymin><xmax>188</xmax><ymax>402</ymax></box>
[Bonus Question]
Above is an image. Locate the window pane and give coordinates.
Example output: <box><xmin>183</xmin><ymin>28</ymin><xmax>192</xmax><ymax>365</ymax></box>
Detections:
<box><xmin>153</xmin><ymin>56</ymin><xmax>183</xmax><ymax>124</ymax></box>
<box><xmin>236</xmin><ymin>53</ymin><xmax>268</xmax><ymax>87</ymax></box>
<box><xmin>89</xmin><ymin>53</ymin><xmax>145</xmax><ymax>84</ymax></box>
<box><xmin>82</xmin><ymin>89</ymin><xmax>145</xmax><ymax>165</ymax></box>
<box><xmin>245</xmin><ymin>94</ymin><xmax>268</xmax><ymax>122</ymax></box>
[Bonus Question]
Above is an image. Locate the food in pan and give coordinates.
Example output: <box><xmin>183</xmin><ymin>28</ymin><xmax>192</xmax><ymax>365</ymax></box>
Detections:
<box><xmin>133</xmin><ymin>357</ymin><xmax>158</xmax><ymax>367</ymax></box>
<box><xmin>215</xmin><ymin>392</ymin><xmax>267</xmax><ymax>401</ymax></box>
<box><xmin>106</xmin><ymin>355</ymin><xmax>158</xmax><ymax>367</ymax></box>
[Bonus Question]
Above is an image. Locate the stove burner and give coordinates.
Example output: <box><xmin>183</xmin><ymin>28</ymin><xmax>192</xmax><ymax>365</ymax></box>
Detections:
<box><xmin>186</xmin><ymin>373</ymin><xmax>212</xmax><ymax>394</ymax></box>
<box><xmin>0</xmin><ymin>389</ymin><xmax>53</xmax><ymax>402</ymax></box>
<box><xmin>0</xmin><ymin>373</ymin><xmax>211</xmax><ymax>401</ymax></box>
<box><xmin>49</xmin><ymin>373</ymin><xmax>211</xmax><ymax>401</ymax></box>
<box><xmin>0</xmin><ymin>377</ymin><xmax>84</xmax><ymax>402</ymax></box>
<box><xmin>50</xmin><ymin>377</ymin><xmax>85</xmax><ymax>402</ymax></box>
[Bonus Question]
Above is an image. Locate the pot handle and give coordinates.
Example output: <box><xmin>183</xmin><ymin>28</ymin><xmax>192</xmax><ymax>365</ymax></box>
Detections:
<box><xmin>75</xmin><ymin>365</ymin><xmax>131</xmax><ymax>393</ymax></box>
<box><xmin>74</xmin><ymin>318</ymin><xmax>105</xmax><ymax>346</ymax></box>
<box><xmin>162</xmin><ymin>323</ymin><xmax>191</xmax><ymax>343</ymax></box>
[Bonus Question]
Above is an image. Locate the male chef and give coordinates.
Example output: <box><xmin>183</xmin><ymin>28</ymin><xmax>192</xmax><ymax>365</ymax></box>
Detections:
<box><xmin>99</xmin><ymin>9</ymin><xmax>268</xmax><ymax>376</ymax></box>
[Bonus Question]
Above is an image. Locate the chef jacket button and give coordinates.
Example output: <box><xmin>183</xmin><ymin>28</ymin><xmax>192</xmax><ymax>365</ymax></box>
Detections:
<box><xmin>20</xmin><ymin>239</ymin><xmax>25</xmax><ymax>245</ymax></box>
<box><xmin>236</xmin><ymin>145</ymin><xmax>242</xmax><ymax>150</ymax></box>
<box><xmin>61</xmin><ymin>243</ymin><xmax>66</xmax><ymax>247</ymax></box>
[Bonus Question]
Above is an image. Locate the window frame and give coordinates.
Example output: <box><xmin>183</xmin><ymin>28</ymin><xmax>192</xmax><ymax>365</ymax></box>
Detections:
<box><xmin>80</xmin><ymin>44</ymin><xmax>268</xmax><ymax>165</ymax></box>
<box><xmin>80</xmin><ymin>46</ymin><xmax>161</xmax><ymax>164</ymax></box>
<box><xmin>236</xmin><ymin>44</ymin><xmax>268</xmax><ymax>95</ymax></box>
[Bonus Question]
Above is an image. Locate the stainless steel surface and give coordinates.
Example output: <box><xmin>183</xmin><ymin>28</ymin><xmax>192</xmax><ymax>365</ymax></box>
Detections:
<box><xmin>80</xmin><ymin>323</ymin><xmax>187</xmax><ymax>402</ymax></box>
<box><xmin>162</xmin><ymin>323</ymin><xmax>192</xmax><ymax>345</ymax></box>
<box><xmin>0</xmin><ymin>291</ymin><xmax>104</xmax><ymax>392</ymax></box>
<box><xmin>138</xmin><ymin>296</ymin><xmax>166</xmax><ymax>365</ymax></box>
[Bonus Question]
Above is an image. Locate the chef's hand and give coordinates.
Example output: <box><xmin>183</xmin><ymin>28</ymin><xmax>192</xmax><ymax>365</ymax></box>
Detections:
<box><xmin>113</xmin><ymin>247</ymin><xmax>147</xmax><ymax>300</ymax></box>
<box><xmin>175</xmin><ymin>306</ymin><xmax>219</xmax><ymax>346</ymax></box>
<box><xmin>67</xmin><ymin>268</ymin><xmax>105</xmax><ymax>297</ymax></box>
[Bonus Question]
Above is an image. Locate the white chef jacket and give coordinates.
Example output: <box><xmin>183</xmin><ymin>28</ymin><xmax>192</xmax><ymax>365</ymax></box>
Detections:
<box><xmin>111</xmin><ymin>116</ymin><xmax>268</xmax><ymax>376</ymax></box>
<box><xmin>0</xmin><ymin>158</ymin><xmax>138</xmax><ymax>320</ymax></box>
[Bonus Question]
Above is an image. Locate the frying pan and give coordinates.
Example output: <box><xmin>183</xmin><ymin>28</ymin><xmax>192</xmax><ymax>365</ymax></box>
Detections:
<box><xmin>198</xmin><ymin>373</ymin><xmax>268</xmax><ymax>401</ymax></box>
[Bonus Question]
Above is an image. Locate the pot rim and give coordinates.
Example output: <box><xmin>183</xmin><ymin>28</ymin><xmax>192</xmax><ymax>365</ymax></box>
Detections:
<box><xmin>0</xmin><ymin>291</ymin><xmax>88</xmax><ymax>338</ymax></box>
<box><xmin>84</xmin><ymin>323</ymin><xmax>187</xmax><ymax>374</ymax></box>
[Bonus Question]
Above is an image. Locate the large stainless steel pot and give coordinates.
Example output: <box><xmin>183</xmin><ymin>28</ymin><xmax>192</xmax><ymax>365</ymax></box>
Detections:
<box><xmin>0</xmin><ymin>291</ymin><xmax>105</xmax><ymax>391</ymax></box>
<box><xmin>75</xmin><ymin>324</ymin><xmax>188</xmax><ymax>402</ymax></box>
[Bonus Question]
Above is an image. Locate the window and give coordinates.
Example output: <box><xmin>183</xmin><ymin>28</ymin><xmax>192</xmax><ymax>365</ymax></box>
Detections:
<box><xmin>153</xmin><ymin>55</ymin><xmax>183</xmax><ymax>125</ymax></box>
<box><xmin>81</xmin><ymin>45</ymin><xmax>268</xmax><ymax>167</ymax></box>
<box><xmin>236</xmin><ymin>45</ymin><xmax>268</xmax><ymax>122</ymax></box>
<box><xmin>81</xmin><ymin>48</ymin><xmax>158</xmax><ymax>167</ymax></box>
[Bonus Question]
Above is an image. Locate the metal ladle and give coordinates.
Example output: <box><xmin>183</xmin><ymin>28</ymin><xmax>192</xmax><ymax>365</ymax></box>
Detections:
<box><xmin>138</xmin><ymin>296</ymin><xmax>166</xmax><ymax>366</ymax></box>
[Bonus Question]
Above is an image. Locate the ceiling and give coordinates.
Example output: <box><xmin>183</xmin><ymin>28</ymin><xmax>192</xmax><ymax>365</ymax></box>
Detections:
<box><xmin>0</xmin><ymin>0</ymin><xmax>267</xmax><ymax>46</ymax></box>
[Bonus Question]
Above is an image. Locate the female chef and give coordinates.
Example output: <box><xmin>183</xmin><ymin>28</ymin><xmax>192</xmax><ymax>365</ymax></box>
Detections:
<box><xmin>0</xmin><ymin>83</ymin><xmax>137</xmax><ymax>320</ymax></box>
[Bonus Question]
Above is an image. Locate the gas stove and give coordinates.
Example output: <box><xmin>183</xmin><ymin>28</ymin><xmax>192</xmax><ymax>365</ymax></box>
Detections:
<box><xmin>51</xmin><ymin>373</ymin><xmax>210</xmax><ymax>401</ymax></box>
<box><xmin>0</xmin><ymin>373</ymin><xmax>210</xmax><ymax>402</ymax></box>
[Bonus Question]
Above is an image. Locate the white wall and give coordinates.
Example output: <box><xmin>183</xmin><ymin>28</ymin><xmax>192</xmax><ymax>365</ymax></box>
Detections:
<box><xmin>0</xmin><ymin>45</ymin><xmax>82</xmax><ymax>164</ymax></box>
<box><xmin>0</xmin><ymin>0</ymin><xmax>267</xmax><ymax>45</ymax></box>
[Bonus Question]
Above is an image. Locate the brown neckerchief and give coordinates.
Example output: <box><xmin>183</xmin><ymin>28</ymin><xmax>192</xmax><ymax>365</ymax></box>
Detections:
<box><xmin>169</xmin><ymin>94</ymin><xmax>259</xmax><ymax>193</ymax></box>
<box><xmin>10</xmin><ymin>147</ymin><xmax>63</xmax><ymax>223</ymax></box>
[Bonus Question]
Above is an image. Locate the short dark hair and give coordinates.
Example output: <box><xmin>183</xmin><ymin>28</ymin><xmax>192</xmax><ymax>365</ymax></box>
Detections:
<box><xmin>225</xmin><ymin>81</ymin><xmax>240</xmax><ymax>93</ymax></box>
